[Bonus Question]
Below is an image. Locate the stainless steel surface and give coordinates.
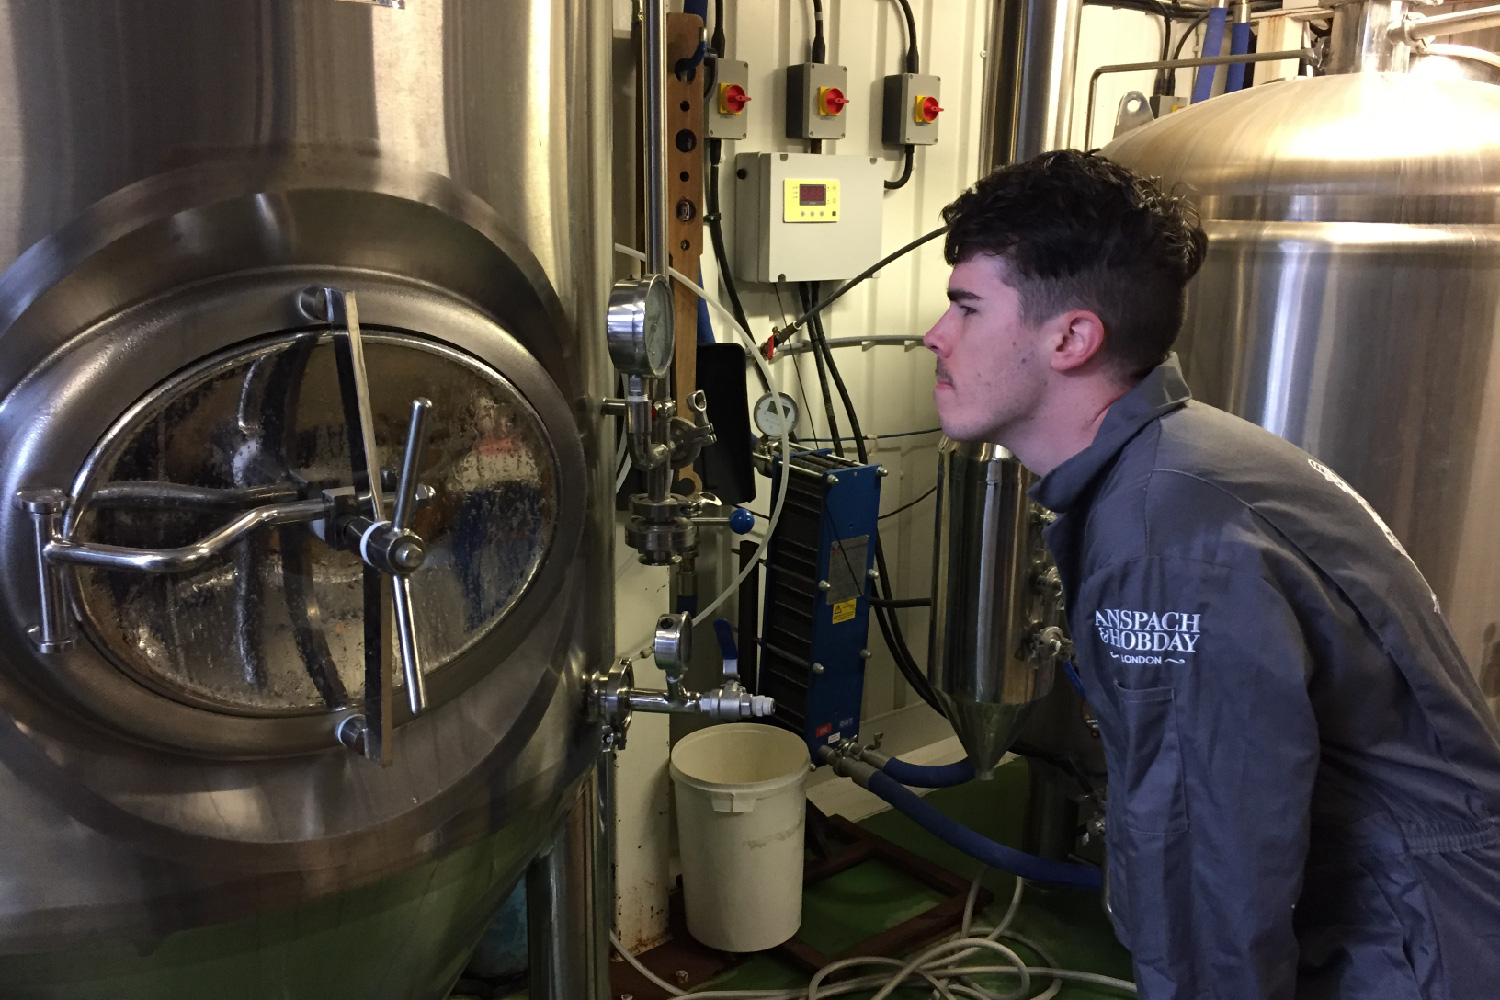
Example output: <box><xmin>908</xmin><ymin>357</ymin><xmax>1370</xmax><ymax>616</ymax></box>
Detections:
<box><xmin>1411</xmin><ymin>1</ymin><xmax>1500</xmax><ymax>83</ymax></box>
<box><xmin>44</xmin><ymin>328</ymin><xmax>566</xmax><ymax>730</ymax></box>
<box><xmin>392</xmin><ymin>397</ymin><xmax>433</xmax><ymax>715</ymax></box>
<box><xmin>50</xmin><ymin>498</ymin><xmax>329</xmax><ymax>572</ymax></box>
<box><xmin>1397</xmin><ymin>1</ymin><xmax>1500</xmax><ymax>40</ymax></box>
<box><xmin>644</xmin><ymin>0</ymin><xmax>671</xmax><ymax>281</ymax></box>
<box><xmin>928</xmin><ymin>439</ymin><xmax>1062</xmax><ymax>776</ymax></box>
<box><xmin>1106</xmin><ymin>69</ymin><xmax>1500</xmax><ymax>721</ymax></box>
<box><xmin>607</xmin><ymin>275</ymin><xmax>676</xmax><ymax>377</ymax></box>
<box><xmin>329</xmin><ymin>289</ymin><xmax>386</xmax><ymax>520</ymax></box>
<box><xmin>17</xmin><ymin>490</ymin><xmax>77</xmax><ymax>652</ymax></box>
<box><xmin>1327</xmin><ymin>0</ymin><xmax>1411</xmax><ymax>73</ymax></box>
<box><xmin>1414</xmin><ymin>41</ymin><xmax>1500</xmax><ymax>81</ymax></box>
<box><xmin>1083</xmin><ymin>49</ymin><xmax>1316</xmax><ymax>149</ymax></box>
<box><xmin>0</xmin><ymin>1</ymin><xmax>615</xmax><ymax>996</ymax></box>
<box><xmin>654</xmin><ymin>611</ymin><xmax>694</xmax><ymax>678</ymax></box>
<box><xmin>979</xmin><ymin>0</ymin><xmax>1083</xmax><ymax>172</ymax></box>
<box><xmin>527</xmin><ymin>767</ymin><xmax>612</xmax><ymax>1000</ymax></box>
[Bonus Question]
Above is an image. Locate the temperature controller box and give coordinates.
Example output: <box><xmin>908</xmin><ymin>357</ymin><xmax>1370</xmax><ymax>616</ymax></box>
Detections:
<box><xmin>732</xmin><ymin>152</ymin><xmax>884</xmax><ymax>284</ymax></box>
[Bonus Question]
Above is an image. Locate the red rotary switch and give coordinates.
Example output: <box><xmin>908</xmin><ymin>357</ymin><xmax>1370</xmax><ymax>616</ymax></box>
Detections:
<box><xmin>915</xmin><ymin>94</ymin><xmax>943</xmax><ymax>124</ymax></box>
<box><xmin>719</xmin><ymin>82</ymin><xmax>751</xmax><ymax>116</ymax></box>
<box><xmin>818</xmin><ymin>86</ymin><xmax>850</xmax><ymax>116</ymax></box>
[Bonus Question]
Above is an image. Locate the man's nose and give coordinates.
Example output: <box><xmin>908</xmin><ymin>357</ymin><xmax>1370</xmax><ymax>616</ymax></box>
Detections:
<box><xmin>923</xmin><ymin>311</ymin><xmax>950</xmax><ymax>355</ymax></box>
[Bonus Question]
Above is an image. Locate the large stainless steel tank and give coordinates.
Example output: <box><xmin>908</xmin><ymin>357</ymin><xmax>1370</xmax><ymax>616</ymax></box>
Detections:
<box><xmin>0</xmin><ymin>2</ymin><xmax>613</xmax><ymax>998</ymax></box>
<box><xmin>1106</xmin><ymin>32</ymin><xmax>1500</xmax><ymax>720</ymax></box>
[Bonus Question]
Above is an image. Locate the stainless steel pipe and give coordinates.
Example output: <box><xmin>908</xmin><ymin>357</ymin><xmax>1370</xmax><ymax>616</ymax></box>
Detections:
<box><xmin>980</xmin><ymin>0</ymin><xmax>1084</xmax><ymax>170</ymax></box>
<box><xmin>643</xmin><ymin>0</ymin><xmax>670</xmax><ymax>279</ymax></box>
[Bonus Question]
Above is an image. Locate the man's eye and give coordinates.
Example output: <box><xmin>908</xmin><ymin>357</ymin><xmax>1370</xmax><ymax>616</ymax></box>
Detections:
<box><xmin>958</xmin><ymin>305</ymin><xmax>977</xmax><ymax>317</ymax></box>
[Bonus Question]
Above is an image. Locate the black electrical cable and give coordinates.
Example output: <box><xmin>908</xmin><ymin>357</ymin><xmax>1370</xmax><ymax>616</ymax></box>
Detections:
<box><xmin>885</xmin><ymin>144</ymin><xmax>915</xmax><ymax>191</ymax></box>
<box><xmin>1174</xmin><ymin>11</ymin><xmax>1210</xmax><ymax>57</ymax></box>
<box><xmin>880</xmin><ymin>1</ymin><xmax>920</xmax><ymax>192</ymax></box>
<box><xmin>811</xmin><ymin>0</ymin><xmax>827</xmax><ymax>63</ymax></box>
<box><xmin>770</xmin><ymin>225</ymin><xmax>947</xmax><ymax>354</ymax></box>
<box><xmin>800</xmin><ymin>282</ymin><xmax>846</xmax><ymax>458</ymax></box>
<box><xmin>700</xmin><ymin>8</ymin><xmax>769</xmax><ymax>392</ymax></box>
<box><xmin>892</xmin><ymin>0</ymin><xmax>919</xmax><ymax>73</ymax></box>
<box><xmin>879</xmin><ymin>483</ymin><xmax>937</xmax><ymax>520</ymax></box>
<box><xmin>705</xmin><ymin>139</ymin><xmax>769</xmax><ymax>392</ymax></box>
<box><xmin>1165</xmin><ymin>10</ymin><xmax>1210</xmax><ymax>93</ymax></box>
<box><xmin>711</xmin><ymin>0</ymin><xmax>725</xmax><ymax>56</ymax></box>
<box><xmin>869</xmin><ymin>596</ymin><xmax>932</xmax><ymax>609</ymax></box>
<box><xmin>803</xmin><ymin>284</ymin><xmax>942</xmax><ymax>714</ymax></box>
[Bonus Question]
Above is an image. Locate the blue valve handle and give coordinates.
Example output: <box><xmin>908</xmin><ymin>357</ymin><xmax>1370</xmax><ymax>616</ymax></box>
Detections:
<box><xmin>712</xmin><ymin>617</ymin><xmax>739</xmax><ymax>678</ymax></box>
<box><xmin>712</xmin><ymin>617</ymin><xmax>738</xmax><ymax>659</ymax></box>
<box><xmin>729</xmin><ymin>508</ymin><xmax>756</xmax><ymax>534</ymax></box>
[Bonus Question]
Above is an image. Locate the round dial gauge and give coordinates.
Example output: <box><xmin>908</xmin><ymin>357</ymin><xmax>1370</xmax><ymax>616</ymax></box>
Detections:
<box><xmin>753</xmin><ymin>392</ymin><xmax>800</xmax><ymax>437</ymax></box>
<box><xmin>606</xmin><ymin>275</ymin><xmax>675</xmax><ymax>377</ymax></box>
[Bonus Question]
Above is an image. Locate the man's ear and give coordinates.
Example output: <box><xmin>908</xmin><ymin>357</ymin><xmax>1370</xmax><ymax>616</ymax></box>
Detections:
<box><xmin>1047</xmin><ymin>309</ymin><xmax>1107</xmax><ymax>374</ymax></box>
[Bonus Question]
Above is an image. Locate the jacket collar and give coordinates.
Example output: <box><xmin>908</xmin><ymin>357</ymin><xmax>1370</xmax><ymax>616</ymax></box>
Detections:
<box><xmin>1029</xmin><ymin>355</ymin><xmax>1191</xmax><ymax>513</ymax></box>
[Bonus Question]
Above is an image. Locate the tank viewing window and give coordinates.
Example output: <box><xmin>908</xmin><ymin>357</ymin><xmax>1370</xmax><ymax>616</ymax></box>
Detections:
<box><xmin>65</xmin><ymin>330</ymin><xmax>557</xmax><ymax>716</ymax></box>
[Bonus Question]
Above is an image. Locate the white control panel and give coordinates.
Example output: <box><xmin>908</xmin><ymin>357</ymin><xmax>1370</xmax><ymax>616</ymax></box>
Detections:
<box><xmin>733</xmin><ymin>152</ymin><xmax>884</xmax><ymax>283</ymax></box>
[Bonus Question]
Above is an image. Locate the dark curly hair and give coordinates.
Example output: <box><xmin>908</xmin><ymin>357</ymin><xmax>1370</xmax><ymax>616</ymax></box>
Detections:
<box><xmin>941</xmin><ymin>150</ymin><xmax>1207</xmax><ymax>378</ymax></box>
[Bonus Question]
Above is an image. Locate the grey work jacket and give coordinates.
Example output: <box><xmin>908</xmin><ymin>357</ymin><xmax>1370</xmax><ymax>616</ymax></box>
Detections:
<box><xmin>1031</xmin><ymin>359</ymin><xmax>1500</xmax><ymax>1000</ymax></box>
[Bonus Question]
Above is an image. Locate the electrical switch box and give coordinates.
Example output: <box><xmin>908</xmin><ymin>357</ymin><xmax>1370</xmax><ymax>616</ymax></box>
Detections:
<box><xmin>733</xmin><ymin>152</ymin><xmax>884</xmax><ymax>283</ymax></box>
<box><xmin>707</xmin><ymin>57</ymin><xmax>750</xmax><ymax>141</ymax></box>
<box><xmin>785</xmin><ymin>62</ymin><xmax>849</xmax><ymax>140</ymax></box>
<box><xmin>882</xmin><ymin>73</ymin><xmax>942</xmax><ymax>146</ymax></box>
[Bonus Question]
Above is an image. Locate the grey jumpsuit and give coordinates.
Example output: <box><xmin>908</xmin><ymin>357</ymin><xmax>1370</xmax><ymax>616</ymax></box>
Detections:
<box><xmin>1031</xmin><ymin>359</ymin><xmax>1500</xmax><ymax>1000</ymax></box>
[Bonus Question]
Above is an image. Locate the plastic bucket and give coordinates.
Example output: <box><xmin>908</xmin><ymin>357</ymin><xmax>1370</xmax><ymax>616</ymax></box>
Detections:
<box><xmin>669</xmin><ymin>723</ymin><xmax>810</xmax><ymax>952</ymax></box>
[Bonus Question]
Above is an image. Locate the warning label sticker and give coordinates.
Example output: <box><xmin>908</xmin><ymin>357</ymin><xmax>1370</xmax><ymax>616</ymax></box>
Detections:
<box><xmin>831</xmin><ymin>599</ymin><xmax>857</xmax><ymax>624</ymax></box>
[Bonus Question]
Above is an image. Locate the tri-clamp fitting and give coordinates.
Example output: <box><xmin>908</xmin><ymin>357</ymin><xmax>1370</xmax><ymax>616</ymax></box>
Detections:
<box><xmin>590</xmin><ymin>612</ymin><xmax>775</xmax><ymax>750</ymax></box>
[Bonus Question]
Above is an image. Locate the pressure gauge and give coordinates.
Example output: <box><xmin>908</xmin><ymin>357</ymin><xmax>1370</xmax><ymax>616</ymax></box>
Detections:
<box><xmin>606</xmin><ymin>275</ymin><xmax>675</xmax><ymax>377</ymax></box>
<box><xmin>753</xmin><ymin>392</ymin><xmax>800</xmax><ymax>437</ymax></box>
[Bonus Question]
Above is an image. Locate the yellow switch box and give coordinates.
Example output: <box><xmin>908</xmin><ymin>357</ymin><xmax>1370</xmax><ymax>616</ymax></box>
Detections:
<box><xmin>783</xmin><ymin>178</ymin><xmax>840</xmax><ymax>222</ymax></box>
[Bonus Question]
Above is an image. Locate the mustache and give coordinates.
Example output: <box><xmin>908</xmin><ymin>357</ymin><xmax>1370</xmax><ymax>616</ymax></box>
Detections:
<box><xmin>934</xmin><ymin>362</ymin><xmax>951</xmax><ymax>384</ymax></box>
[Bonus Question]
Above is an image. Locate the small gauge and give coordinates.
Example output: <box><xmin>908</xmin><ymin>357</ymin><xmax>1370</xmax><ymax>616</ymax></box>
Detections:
<box><xmin>753</xmin><ymin>392</ymin><xmax>800</xmax><ymax>437</ymax></box>
<box><xmin>606</xmin><ymin>275</ymin><xmax>675</xmax><ymax>377</ymax></box>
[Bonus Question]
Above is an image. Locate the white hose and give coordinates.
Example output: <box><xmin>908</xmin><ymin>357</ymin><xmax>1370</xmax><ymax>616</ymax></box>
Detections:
<box><xmin>611</xmin><ymin>243</ymin><xmax>792</xmax><ymax>626</ymax></box>
<box><xmin>606</xmin><ymin>879</ymin><xmax>1137</xmax><ymax>1000</ymax></box>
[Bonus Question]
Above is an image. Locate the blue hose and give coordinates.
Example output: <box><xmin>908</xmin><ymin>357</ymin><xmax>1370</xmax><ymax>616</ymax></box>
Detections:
<box><xmin>677</xmin><ymin>0</ymin><xmax>710</xmax><ymax>77</ymax></box>
<box><xmin>879</xmin><ymin>756</ymin><xmax>976</xmax><ymax>789</ymax></box>
<box><xmin>866</xmin><ymin>771</ymin><xmax>1103</xmax><ymax>889</ymax></box>
<box><xmin>1191</xmin><ymin>7</ymin><xmax>1228</xmax><ymax>104</ymax></box>
<box><xmin>1225</xmin><ymin>20</ymin><xmax>1253</xmax><ymax>93</ymax></box>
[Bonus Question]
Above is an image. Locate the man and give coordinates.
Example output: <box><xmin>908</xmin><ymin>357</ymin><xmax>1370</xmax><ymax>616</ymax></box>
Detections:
<box><xmin>923</xmin><ymin>149</ymin><xmax>1500</xmax><ymax>999</ymax></box>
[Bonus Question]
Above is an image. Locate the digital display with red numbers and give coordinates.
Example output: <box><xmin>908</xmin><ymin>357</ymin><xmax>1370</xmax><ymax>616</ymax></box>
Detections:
<box><xmin>799</xmin><ymin>183</ymin><xmax>827</xmax><ymax>206</ymax></box>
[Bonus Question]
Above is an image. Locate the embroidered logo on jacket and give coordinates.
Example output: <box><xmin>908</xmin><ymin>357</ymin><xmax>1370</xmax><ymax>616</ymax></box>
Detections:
<box><xmin>1094</xmin><ymin>608</ymin><xmax>1199</xmax><ymax>664</ymax></box>
<box><xmin>1306</xmin><ymin>458</ymin><xmax>1441</xmax><ymax>614</ymax></box>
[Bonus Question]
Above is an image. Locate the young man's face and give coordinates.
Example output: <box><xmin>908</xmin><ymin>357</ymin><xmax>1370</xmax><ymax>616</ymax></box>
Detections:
<box><xmin>923</xmin><ymin>254</ymin><xmax>1049</xmax><ymax>445</ymax></box>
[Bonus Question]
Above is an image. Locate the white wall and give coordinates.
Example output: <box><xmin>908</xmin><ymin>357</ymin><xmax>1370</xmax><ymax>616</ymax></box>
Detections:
<box><xmin>610</xmin><ymin>0</ymin><xmax>1170</xmax><ymax>953</ymax></box>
